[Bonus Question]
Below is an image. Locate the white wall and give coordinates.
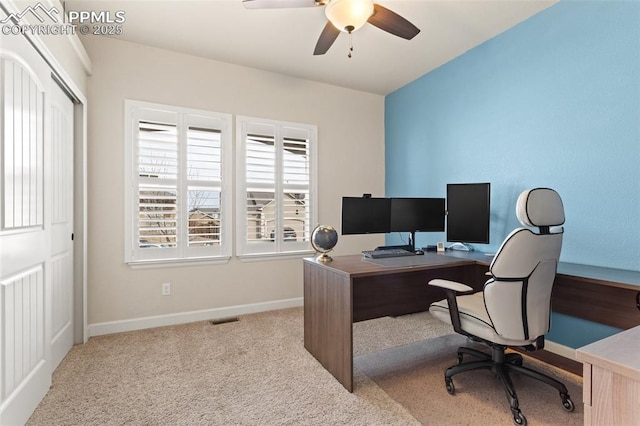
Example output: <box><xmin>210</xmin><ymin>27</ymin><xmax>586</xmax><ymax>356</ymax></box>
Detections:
<box><xmin>82</xmin><ymin>36</ymin><xmax>386</xmax><ymax>330</ymax></box>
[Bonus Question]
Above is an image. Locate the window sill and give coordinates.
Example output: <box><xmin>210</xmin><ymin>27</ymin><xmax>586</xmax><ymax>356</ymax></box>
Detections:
<box><xmin>126</xmin><ymin>256</ymin><xmax>231</xmax><ymax>269</ymax></box>
<box><xmin>237</xmin><ymin>250</ymin><xmax>315</xmax><ymax>263</ymax></box>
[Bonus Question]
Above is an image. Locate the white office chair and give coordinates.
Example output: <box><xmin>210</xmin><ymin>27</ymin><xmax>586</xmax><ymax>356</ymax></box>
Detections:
<box><xmin>428</xmin><ymin>188</ymin><xmax>574</xmax><ymax>426</ymax></box>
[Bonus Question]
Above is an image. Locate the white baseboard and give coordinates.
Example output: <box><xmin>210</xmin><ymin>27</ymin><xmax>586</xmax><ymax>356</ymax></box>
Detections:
<box><xmin>88</xmin><ymin>297</ymin><xmax>303</xmax><ymax>337</ymax></box>
<box><xmin>544</xmin><ymin>339</ymin><xmax>577</xmax><ymax>361</ymax></box>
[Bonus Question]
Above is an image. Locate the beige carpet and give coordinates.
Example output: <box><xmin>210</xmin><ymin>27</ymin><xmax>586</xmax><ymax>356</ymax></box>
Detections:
<box><xmin>27</xmin><ymin>307</ymin><xmax>582</xmax><ymax>425</ymax></box>
<box><xmin>356</xmin><ymin>334</ymin><xmax>583</xmax><ymax>425</ymax></box>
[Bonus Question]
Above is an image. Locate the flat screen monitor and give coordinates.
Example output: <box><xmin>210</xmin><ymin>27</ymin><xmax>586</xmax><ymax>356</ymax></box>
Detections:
<box><xmin>390</xmin><ymin>198</ymin><xmax>445</xmax><ymax>232</ymax></box>
<box><xmin>341</xmin><ymin>197</ymin><xmax>391</xmax><ymax>235</ymax></box>
<box><xmin>446</xmin><ymin>183</ymin><xmax>490</xmax><ymax>244</ymax></box>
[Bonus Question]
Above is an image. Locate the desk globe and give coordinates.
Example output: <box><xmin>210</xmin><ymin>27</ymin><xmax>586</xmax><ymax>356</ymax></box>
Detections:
<box><xmin>311</xmin><ymin>225</ymin><xmax>338</xmax><ymax>262</ymax></box>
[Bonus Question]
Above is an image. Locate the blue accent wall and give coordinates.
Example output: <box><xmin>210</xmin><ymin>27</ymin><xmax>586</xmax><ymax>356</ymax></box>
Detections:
<box><xmin>384</xmin><ymin>1</ymin><xmax>640</xmax><ymax>347</ymax></box>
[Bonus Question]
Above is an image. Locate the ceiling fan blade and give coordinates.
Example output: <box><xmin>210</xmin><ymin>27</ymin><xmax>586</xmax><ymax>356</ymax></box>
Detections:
<box><xmin>368</xmin><ymin>3</ymin><xmax>420</xmax><ymax>40</ymax></box>
<box><xmin>242</xmin><ymin>0</ymin><xmax>321</xmax><ymax>9</ymax></box>
<box><xmin>314</xmin><ymin>21</ymin><xmax>340</xmax><ymax>55</ymax></box>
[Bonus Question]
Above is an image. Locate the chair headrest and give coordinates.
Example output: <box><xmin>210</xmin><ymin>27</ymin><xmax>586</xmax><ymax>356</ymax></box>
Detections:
<box><xmin>516</xmin><ymin>188</ymin><xmax>565</xmax><ymax>228</ymax></box>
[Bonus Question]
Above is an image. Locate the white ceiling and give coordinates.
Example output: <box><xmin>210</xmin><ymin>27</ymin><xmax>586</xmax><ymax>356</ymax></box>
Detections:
<box><xmin>68</xmin><ymin>0</ymin><xmax>557</xmax><ymax>95</ymax></box>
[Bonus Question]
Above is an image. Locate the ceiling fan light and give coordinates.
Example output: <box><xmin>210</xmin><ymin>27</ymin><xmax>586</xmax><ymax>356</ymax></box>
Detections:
<box><xmin>325</xmin><ymin>0</ymin><xmax>374</xmax><ymax>32</ymax></box>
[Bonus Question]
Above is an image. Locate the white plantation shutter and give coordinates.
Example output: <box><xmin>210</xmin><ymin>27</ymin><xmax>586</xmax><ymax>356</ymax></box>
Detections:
<box><xmin>282</xmin><ymin>128</ymin><xmax>312</xmax><ymax>244</ymax></box>
<box><xmin>125</xmin><ymin>101</ymin><xmax>232</xmax><ymax>264</ymax></box>
<box><xmin>236</xmin><ymin>117</ymin><xmax>317</xmax><ymax>257</ymax></box>
<box><xmin>186</xmin><ymin>124</ymin><xmax>223</xmax><ymax>248</ymax></box>
<box><xmin>137</xmin><ymin>116</ymin><xmax>179</xmax><ymax>251</ymax></box>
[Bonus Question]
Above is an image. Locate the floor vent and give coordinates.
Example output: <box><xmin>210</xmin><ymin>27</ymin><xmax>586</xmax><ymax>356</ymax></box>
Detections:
<box><xmin>210</xmin><ymin>317</ymin><xmax>239</xmax><ymax>325</ymax></box>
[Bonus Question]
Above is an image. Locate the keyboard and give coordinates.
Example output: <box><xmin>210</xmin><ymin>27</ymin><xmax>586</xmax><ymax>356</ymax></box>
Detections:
<box><xmin>362</xmin><ymin>248</ymin><xmax>414</xmax><ymax>259</ymax></box>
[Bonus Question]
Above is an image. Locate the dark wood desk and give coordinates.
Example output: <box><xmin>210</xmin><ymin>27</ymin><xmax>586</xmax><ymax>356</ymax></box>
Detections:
<box><xmin>303</xmin><ymin>252</ymin><xmax>488</xmax><ymax>392</ymax></box>
<box><xmin>303</xmin><ymin>252</ymin><xmax>640</xmax><ymax>392</ymax></box>
<box><xmin>554</xmin><ymin>263</ymin><xmax>640</xmax><ymax>329</ymax></box>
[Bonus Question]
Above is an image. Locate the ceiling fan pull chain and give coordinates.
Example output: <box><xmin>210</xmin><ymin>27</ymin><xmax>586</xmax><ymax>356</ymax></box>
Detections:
<box><xmin>348</xmin><ymin>29</ymin><xmax>354</xmax><ymax>58</ymax></box>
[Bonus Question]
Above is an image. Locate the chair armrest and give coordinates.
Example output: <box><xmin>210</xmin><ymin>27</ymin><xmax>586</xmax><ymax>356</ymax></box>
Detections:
<box><xmin>428</xmin><ymin>279</ymin><xmax>475</xmax><ymax>335</ymax></box>
<box><xmin>428</xmin><ymin>279</ymin><xmax>474</xmax><ymax>294</ymax></box>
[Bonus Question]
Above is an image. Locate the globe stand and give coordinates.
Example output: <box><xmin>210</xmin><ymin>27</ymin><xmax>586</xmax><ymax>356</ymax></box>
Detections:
<box><xmin>317</xmin><ymin>251</ymin><xmax>333</xmax><ymax>262</ymax></box>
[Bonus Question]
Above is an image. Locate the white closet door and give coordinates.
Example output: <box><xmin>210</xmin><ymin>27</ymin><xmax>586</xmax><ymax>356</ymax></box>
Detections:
<box><xmin>49</xmin><ymin>81</ymin><xmax>74</xmax><ymax>371</ymax></box>
<box><xmin>0</xmin><ymin>32</ymin><xmax>52</xmax><ymax>425</ymax></box>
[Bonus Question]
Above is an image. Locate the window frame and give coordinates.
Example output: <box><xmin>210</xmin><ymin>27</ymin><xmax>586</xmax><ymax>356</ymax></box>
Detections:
<box><xmin>235</xmin><ymin>116</ymin><xmax>318</xmax><ymax>259</ymax></box>
<box><xmin>124</xmin><ymin>100</ymin><xmax>233</xmax><ymax>267</ymax></box>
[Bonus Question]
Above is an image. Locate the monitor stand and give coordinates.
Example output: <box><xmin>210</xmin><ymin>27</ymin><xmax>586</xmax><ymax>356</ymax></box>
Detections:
<box><xmin>375</xmin><ymin>231</ymin><xmax>416</xmax><ymax>253</ymax></box>
<box><xmin>449</xmin><ymin>242</ymin><xmax>473</xmax><ymax>251</ymax></box>
<box><xmin>408</xmin><ymin>231</ymin><xmax>416</xmax><ymax>253</ymax></box>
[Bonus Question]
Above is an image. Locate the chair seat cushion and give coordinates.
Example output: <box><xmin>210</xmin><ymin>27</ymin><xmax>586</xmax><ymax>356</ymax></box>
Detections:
<box><xmin>429</xmin><ymin>293</ymin><xmax>535</xmax><ymax>347</ymax></box>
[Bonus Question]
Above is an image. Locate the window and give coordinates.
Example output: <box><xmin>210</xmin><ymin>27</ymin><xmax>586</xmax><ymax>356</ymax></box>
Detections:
<box><xmin>236</xmin><ymin>116</ymin><xmax>317</xmax><ymax>257</ymax></box>
<box><xmin>124</xmin><ymin>100</ymin><xmax>232</xmax><ymax>265</ymax></box>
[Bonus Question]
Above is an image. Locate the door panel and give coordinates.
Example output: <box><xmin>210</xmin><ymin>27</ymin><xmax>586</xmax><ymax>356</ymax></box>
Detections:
<box><xmin>2</xmin><ymin>55</ymin><xmax>45</xmax><ymax>229</ymax></box>
<box><xmin>49</xmin><ymin>81</ymin><xmax>74</xmax><ymax>370</ymax></box>
<box><xmin>1</xmin><ymin>266</ymin><xmax>46</xmax><ymax>399</ymax></box>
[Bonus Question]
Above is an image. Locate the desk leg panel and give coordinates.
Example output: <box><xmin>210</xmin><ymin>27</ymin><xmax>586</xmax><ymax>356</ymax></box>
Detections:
<box><xmin>304</xmin><ymin>263</ymin><xmax>353</xmax><ymax>392</ymax></box>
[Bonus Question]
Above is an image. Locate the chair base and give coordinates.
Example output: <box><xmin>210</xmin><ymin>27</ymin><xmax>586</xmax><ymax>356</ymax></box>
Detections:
<box><xmin>443</xmin><ymin>344</ymin><xmax>575</xmax><ymax>426</ymax></box>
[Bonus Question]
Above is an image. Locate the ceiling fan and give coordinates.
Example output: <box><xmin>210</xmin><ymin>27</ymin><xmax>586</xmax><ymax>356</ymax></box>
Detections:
<box><xmin>242</xmin><ymin>0</ymin><xmax>420</xmax><ymax>57</ymax></box>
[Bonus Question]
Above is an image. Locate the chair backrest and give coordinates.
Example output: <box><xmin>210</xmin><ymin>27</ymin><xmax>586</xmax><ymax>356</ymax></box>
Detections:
<box><xmin>484</xmin><ymin>188</ymin><xmax>565</xmax><ymax>342</ymax></box>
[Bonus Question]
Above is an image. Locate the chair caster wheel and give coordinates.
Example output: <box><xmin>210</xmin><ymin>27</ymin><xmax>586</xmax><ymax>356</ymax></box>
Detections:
<box><xmin>561</xmin><ymin>394</ymin><xmax>575</xmax><ymax>412</ymax></box>
<box><xmin>512</xmin><ymin>410</ymin><xmax>527</xmax><ymax>425</ymax></box>
<box><xmin>445</xmin><ymin>378</ymin><xmax>455</xmax><ymax>395</ymax></box>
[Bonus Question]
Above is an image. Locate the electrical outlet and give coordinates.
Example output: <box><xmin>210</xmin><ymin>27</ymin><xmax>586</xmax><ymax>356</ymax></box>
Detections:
<box><xmin>162</xmin><ymin>282</ymin><xmax>171</xmax><ymax>296</ymax></box>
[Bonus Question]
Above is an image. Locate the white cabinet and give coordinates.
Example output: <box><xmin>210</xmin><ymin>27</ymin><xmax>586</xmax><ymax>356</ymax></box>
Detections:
<box><xmin>576</xmin><ymin>325</ymin><xmax>640</xmax><ymax>425</ymax></box>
